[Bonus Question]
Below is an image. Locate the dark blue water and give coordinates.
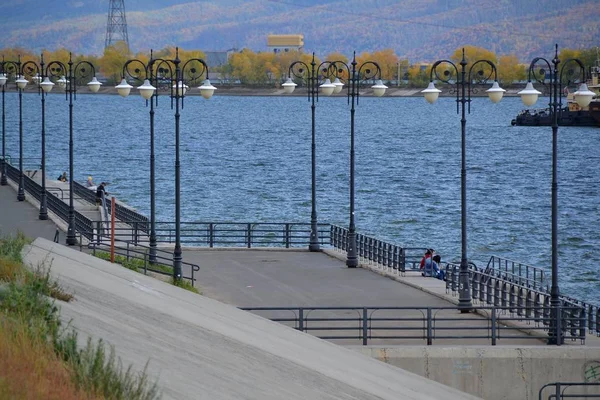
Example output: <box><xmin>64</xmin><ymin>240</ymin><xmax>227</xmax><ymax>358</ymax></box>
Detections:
<box><xmin>4</xmin><ymin>91</ymin><xmax>600</xmax><ymax>304</ymax></box>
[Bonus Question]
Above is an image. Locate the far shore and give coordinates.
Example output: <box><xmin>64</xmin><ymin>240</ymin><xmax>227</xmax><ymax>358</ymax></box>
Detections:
<box><xmin>7</xmin><ymin>85</ymin><xmax>525</xmax><ymax>97</ymax></box>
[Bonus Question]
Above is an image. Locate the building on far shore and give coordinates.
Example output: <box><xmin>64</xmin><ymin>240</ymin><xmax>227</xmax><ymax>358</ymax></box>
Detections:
<box><xmin>267</xmin><ymin>34</ymin><xmax>304</xmax><ymax>53</ymax></box>
<box><xmin>204</xmin><ymin>49</ymin><xmax>237</xmax><ymax>68</ymax></box>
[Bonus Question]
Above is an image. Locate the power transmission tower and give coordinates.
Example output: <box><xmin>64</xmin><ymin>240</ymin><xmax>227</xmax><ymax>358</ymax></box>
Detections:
<box><xmin>105</xmin><ymin>0</ymin><xmax>130</xmax><ymax>51</ymax></box>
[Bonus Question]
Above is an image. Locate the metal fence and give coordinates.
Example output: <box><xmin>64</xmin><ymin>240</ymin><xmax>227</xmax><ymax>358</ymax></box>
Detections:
<box><xmin>4</xmin><ymin>161</ymin><xmax>95</xmax><ymax>240</ymax></box>
<box><xmin>240</xmin><ymin>305</ymin><xmax>585</xmax><ymax>346</ymax></box>
<box><xmin>444</xmin><ymin>263</ymin><xmax>598</xmax><ymax>339</ymax></box>
<box><xmin>539</xmin><ymin>382</ymin><xmax>600</xmax><ymax>399</ymax></box>
<box><xmin>484</xmin><ymin>255</ymin><xmax>547</xmax><ymax>291</ymax></box>
<box><xmin>330</xmin><ymin>224</ymin><xmax>426</xmax><ymax>271</ymax></box>
<box><xmin>95</xmin><ymin>221</ymin><xmax>331</xmax><ymax>248</ymax></box>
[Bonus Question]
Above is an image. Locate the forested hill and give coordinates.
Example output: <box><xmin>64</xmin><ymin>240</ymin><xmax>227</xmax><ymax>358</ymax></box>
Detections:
<box><xmin>2</xmin><ymin>0</ymin><xmax>598</xmax><ymax>61</ymax></box>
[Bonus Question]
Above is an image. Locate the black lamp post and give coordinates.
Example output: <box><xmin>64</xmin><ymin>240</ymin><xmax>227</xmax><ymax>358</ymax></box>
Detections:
<box><xmin>44</xmin><ymin>54</ymin><xmax>102</xmax><ymax>245</ymax></box>
<box><xmin>117</xmin><ymin>47</ymin><xmax>216</xmax><ymax>281</ymax></box>
<box><xmin>422</xmin><ymin>48</ymin><xmax>505</xmax><ymax>312</ymax></box>
<box><xmin>518</xmin><ymin>44</ymin><xmax>594</xmax><ymax>345</ymax></box>
<box><xmin>0</xmin><ymin>57</ymin><xmax>17</xmax><ymax>187</ymax></box>
<box><xmin>18</xmin><ymin>58</ymin><xmax>50</xmax><ymax>218</ymax></box>
<box><xmin>282</xmin><ymin>52</ymin><xmax>340</xmax><ymax>252</ymax></box>
<box><xmin>119</xmin><ymin>52</ymin><xmax>160</xmax><ymax>262</ymax></box>
<box><xmin>331</xmin><ymin>52</ymin><xmax>388</xmax><ymax>267</ymax></box>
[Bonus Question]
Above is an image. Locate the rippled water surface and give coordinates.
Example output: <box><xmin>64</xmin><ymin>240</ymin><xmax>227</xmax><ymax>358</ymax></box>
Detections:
<box><xmin>5</xmin><ymin>91</ymin><xmax>600</xmax><ymax>303</ymax></box>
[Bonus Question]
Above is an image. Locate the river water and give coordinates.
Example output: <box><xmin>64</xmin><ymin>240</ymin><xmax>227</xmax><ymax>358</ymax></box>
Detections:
<box><xmin>4</xmin><ymin>91</ymin><xmax>600</xmax><ymax>304</ymax></box>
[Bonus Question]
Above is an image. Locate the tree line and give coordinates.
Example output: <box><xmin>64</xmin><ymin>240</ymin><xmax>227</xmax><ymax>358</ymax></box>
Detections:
<box><xmin>1</xmin><ymin>43</ymin><xmax>598</xmax><ymax>88</ymax></box>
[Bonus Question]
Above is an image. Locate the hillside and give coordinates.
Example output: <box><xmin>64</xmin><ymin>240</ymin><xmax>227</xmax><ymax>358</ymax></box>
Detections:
<box><xmin>1</xmin><ymin>0</ymin><xmax>598</xmax><ymax>62</ymax></box>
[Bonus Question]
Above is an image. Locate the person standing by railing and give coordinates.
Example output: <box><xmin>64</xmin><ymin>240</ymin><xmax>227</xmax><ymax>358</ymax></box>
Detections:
<box><xmin>95</xmin><ymin>182</ymin><xmax>108</xmax><ymax>206</ymax></box>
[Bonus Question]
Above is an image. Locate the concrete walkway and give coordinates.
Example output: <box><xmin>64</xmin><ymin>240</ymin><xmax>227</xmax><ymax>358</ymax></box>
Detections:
<box><xmin>23</xmin><ymin>238</ymin><xmax>481</xmax><ymax>400</ymax></box>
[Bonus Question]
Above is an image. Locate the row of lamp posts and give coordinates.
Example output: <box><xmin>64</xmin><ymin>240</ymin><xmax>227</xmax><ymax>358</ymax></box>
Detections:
<box><xmin>0</xmin><ymin>46</ymin><xmax>596</xmax><ymax>344</ymax></box>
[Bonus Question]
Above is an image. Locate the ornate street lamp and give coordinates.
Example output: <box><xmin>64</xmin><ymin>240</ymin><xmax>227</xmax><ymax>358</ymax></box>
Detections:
<box><xmin>43</xmin><ymin>54</ymin><xmax>101</xmax><ymax>244</ymax></box>
<box><xmin>330</xmin><ymin>52</ymin><xmax>387</xmax><ymax>267</ymax></box>
<box><xmin>0</xmin><ymin>57</ymin><xmax>17</xmax><ymax>187</ymax></box>
<box><xmin>118</xmin><ymin>53</ymin><xmax>159</xmax><ymax>262</ymax></box>
<box><xmin>117</xmin><ymin>47</ymin><xmax>216</xmax><ymax>281</ymax></box>
<box><xmin>282</xmin><ymin>52</ymin><xmax>338</xmax><ymax>252</ymax></box>
<box><xmin>518</xmin><ymin>44</ymin><xmax>593</xmax><ymax>345</ymax></box>
<box><xmin>422</xmin><ymin>48</ymin><xmax>505</xmax><ymax>312</ymax></box>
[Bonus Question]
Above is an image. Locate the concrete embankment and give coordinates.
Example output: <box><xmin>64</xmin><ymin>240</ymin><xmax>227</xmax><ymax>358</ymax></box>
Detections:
<box><xmin>22</xmin><ymin>237</ymin><xmax>480</xmax><ymax>400</ymax></box>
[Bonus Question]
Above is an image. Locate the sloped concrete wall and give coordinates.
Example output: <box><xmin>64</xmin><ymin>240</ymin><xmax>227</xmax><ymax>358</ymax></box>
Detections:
<box><xmin>354</xmin><ymin>346</ymin><xmax>600</xmax><ymax>400</ymax></box>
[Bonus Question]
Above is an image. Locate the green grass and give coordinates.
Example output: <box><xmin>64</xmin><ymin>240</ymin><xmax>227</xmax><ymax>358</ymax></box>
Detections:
<box><xmin>0</xmin><ymin>233</ymin><xmax>161</xmax><ymax>400</ymax></box>
<box><xmin>93</xmin><ymin>250</ymin><xmax>200</xmax><ymax>293</ymax></box>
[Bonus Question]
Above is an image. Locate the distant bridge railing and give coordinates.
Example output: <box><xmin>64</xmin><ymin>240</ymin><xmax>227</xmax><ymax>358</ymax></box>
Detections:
<box><xmin>240</xmin><ymin>305</ymin><xmax>585</xmax><ymax>346</ymax></box>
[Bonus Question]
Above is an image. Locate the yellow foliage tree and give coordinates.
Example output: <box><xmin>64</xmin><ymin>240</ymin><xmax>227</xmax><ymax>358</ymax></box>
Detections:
<box><xmin>357</xmin><ymin>49</ymin><xmax>399</xmax><ymax>82</ymax></box>
<box><xmin>99</xmin><ymin>41</ymin><xmax>131</xmax><ymax>84</ymax></box>
<box><xmin>497</xmin><ymin>54</ymin><xmax>526</xmax><ymax>85</ymax></box>
<box><xmin>450</xmin><ymin>46</ymin><xmax>498</xmax><ymax>83</ymax></box>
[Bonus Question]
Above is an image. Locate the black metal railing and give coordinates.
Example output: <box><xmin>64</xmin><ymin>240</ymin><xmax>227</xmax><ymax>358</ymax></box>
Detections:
<box><xmin>485</xmin><ymin>255</ymin><xmax>547</xmax><ymax>291</ymax></box>
<box><xmin>240</xmin><ymin>305</ymin><xmax>585</xmax><ymax>346</ymax></box>
<box><xmin>72</xmin><ymin>180</ymin><xmax>150</xmax><ymax>233</ymax></box>
<box><xmin>92</xmin><ymin>221</ymin><xmax>331</xmax><ymax>248</ymax></box>
<box><xmin>5</xmin><ymin>161</ymin><xmax>95</xmax><ymax>241</ymax></box>
<box><xmin>86</xmin><ymin>236</ymin><xmax>200</xmax><ymax>286</ymax></box>
<box><xmin>538</xmin><ymin>382</ymin><xmax>600</xmax><ymax>399</ymax></box>
<box><xmin>444</xmin><ymin>263</ymin><xmax>597</xmax><ymax>339</ymax></box>
<box><xmin>330</xmin><ymin>224</ymin><xmax>427</xmax><ymax>271</ymax></box>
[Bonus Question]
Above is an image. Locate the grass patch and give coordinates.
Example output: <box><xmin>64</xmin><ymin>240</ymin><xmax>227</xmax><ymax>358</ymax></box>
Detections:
<box><xmin>170</xmin><ymin>277</ymin><xmax>200</xmax><ymax>294</ymax></box>
<box><xmin>0</xmin><ymin>233</ymin><xmax>161</xmax><ymax>400</ymax></box>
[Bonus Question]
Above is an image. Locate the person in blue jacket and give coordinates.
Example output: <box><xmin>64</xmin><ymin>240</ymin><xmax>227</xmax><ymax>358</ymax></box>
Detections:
<box><xmin>422</xmin><ymin>254</ymin><xmax>445</xmax><ymax>280</ymax></box>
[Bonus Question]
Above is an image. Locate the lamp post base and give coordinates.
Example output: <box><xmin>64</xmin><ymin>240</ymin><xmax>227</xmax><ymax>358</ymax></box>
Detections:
<box><xmin>309</xmin><ymin>243</ymin><xmax>320</xmax><ymax>252</ymax></box>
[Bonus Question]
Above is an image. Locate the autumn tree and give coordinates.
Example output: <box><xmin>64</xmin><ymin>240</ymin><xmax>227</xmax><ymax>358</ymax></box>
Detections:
<box><xmin>357</xmin><ymin>49</ymin><xmax>399</xmax><ymax>82</ymax></box>
<box><xmin>450</xmin><ymin>46</ymin><xmax>498</xmax><ymax>83</ymax></box>
<box><xmin>99</xmin><ymin>41</ymin><xmax>131</xmax><ymax>84</ymax></box>
<box><xmin>497</xmin><ymin>54</ymin><xmax>526</xmax><ymax>85</ymax></box>
<box><xmin>407</xmin><ymin>63</ymin><xmax>431</xmax><ymax>88</ymax></box>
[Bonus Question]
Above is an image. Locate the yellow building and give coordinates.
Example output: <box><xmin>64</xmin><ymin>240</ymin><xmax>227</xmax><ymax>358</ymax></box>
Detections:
<box><xmin>267</xmin><ymin>34</ymin><xmax>304</xmax><ymax>53</ymax></box>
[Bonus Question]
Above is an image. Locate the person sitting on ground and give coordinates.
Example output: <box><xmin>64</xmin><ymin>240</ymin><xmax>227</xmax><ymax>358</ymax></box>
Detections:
<box><xmin>422</xmin><ymin>254</ymin><xmax>445</xmax><ymax>281</ymax></box>
<box><xmin>419</xmin><ymin>248</ymin><xmax>434</xmax><ymax>270</ymax></box>
<box><xmin>95</xmin><ymin>182</ymin><xmax>108</xmax><ymax>205</ymax></box>
<box><xmin>86</xmin><ymin>176</ymin><xmax>95</xmax><ymax>187</ymax></box>
<box><xmin>57</xmin><ymin>172</ymin><xmax>67</xmax><ymax>182</ymax></box>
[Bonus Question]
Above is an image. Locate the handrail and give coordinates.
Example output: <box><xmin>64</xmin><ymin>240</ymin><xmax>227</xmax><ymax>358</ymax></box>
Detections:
<box><xmin>240</xmin><ymin>305</ymin><xmax>585</xmax><ymax>346</ymax></box>
<box><xmin>86</xmin><ymin>234</ymin><xmax>199</xmax><ymax>286</ymax></box>
<box><xmin>538</xmin><ymin>382</ymin><xmax>600</xmax><ymax>399</ymax></box>
<box><xmin>485</xmin><ymin>255</ymin><xmax>547</xmax><ymax>290</ymax></box>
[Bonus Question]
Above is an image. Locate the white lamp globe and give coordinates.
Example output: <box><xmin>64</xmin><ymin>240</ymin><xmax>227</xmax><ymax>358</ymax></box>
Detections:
<box><xmin>421</xmin><ymin>81</ymin><xmax>441</xmax><ymax>104</ymax></box>
<box><xmin>573</xmin><ymin>83</ymin><xmax>595</xmax><ymax>108</ymax></box>
<box><xmin>199</xmin><ymin>79</ymin><xmax>217</xmax><ymax>99</ymax></box>
<box><xmin>57</xmin><ymin>76</ymin><xmax>68</xmax><ymax>88</ymax></box>
<box><xmin>0</xmin><ymin>73</ymin><xmax>7</xmax><ymax>87</ymax></box>
<box><xmin>518</xmin><ymin>81</ymin><xmax>542</xmax><ymax>107</ymax></box>
<box><xmin>282</xmin><ymin>77</ymin><xmax>297</xmax><ymax>94</ymax></box>
<box><xmin>32</xmin><ymin>74</ymin><xmax>42</xmax><ymax>85</ymax></box>
<box><xmin>87</xmin><ymin>77</ymin><xmax>102</xmax><ymax>93</ymax></box>
<box><xmin>137</xmin><ymin>79</ymin><xmax>156</xmax><ymax>100</ymax></box>
<box><xmin>15</xmin><ymin>75</ymin><xmax>28</xmax><ymax>89</ymax></box>
<box><xmin>319</xmin><ymin>79</ymin><xmax>335</xmax><ymax>96</ymax></box>
<box><xmin>486</xmin><ymin>81</ymin><xmax>505</xmax><ymax>103</ymax></box>
<box><xmin>40</xmin><ymin>77</ymin><xmax>55</xmax><ymax>93</ymax></box>
<box><xmin>115</xmin><ymin>78</ymin><xmax>133</xmax><ymax>97</ymax></box>
<box><xmin>333</xmin><ymin>77</ymin><xmax>344</xmax><ymax>94</ymax></box>
<box><xmin>371</xmin><ymin>79</ymin><xmax>388</xmax><ymax>97</ymax></box>
<box><xmin>173</xmin><ymin>81</ymin><xmax>188</xmax><ymax>97</ymax></box>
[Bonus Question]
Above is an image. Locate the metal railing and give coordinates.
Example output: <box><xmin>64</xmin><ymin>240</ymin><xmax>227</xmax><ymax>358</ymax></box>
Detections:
<box><xmin>93</xmin><ymin>221</ymin><xmax>331</xmax><ymax>248</ymax></box>
<box><xmin>539</xmin><ymin>382</ymin><xmax>600</xmax><ymax>399</ymax></box>
<box><xmin>330</xmin><ymin>224</ymin><xmax>427</xmax><ymax>271</ymax></box>
<box><xmin>85</xmin><ymin>234</ymin><xmax>200</xmax><ymax>286</ymax></box>
<box><xmin>5</xmin><ymin>161</ymin><xmax>95</xmax><ymax>241</ymax></box>
<box><xmin>485</xmin><ymin>255</ymin><xmax>547</xmax><ymax>291</ymax></box>
<box><xmin>73</xmin><ymin>180</ymin><xmax>149</xmax><ymax>233</ymax></box>
<box><xmin>444</xmin><ymin>263</ymin><xmax>597</xmax><ymax>339</ymax></box>
<box><xmin>240</xmin><ymin>305</ymin><xmax>584</xmax><ymax>346</ymax></box>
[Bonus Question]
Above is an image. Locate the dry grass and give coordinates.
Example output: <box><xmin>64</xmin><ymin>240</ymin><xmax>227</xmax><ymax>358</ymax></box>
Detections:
<box><xmin>0</xmin><ymin>316</ymin><xmax>100</xmax><ymax>400</ymax></box>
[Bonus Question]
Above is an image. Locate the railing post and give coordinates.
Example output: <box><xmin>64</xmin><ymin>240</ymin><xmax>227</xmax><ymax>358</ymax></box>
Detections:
<box><xmin>247</xmin><ymin>223</ymin><xmax>252</xmax><ymax>248</ymax></box>
<box><xmin>285</xmin><ymin>223</ymin><xmax>290</xmax><ymax>248</ymax></box>
<box><xmin>426</xmin><ymin>308</ymin><xmax>432</xmax><ymax>345</ymax></box>
<box><xmin>209</xmin><ymin>223</ymin><xmax>214</xmax><ymax>248</ymax></box>
<box><xmin>362</xmin><ymin>307</ymin><xmax>368</xmax><ymax>346</ymax></box>
<box><xmin>491</xmin><ymin>307</ymin><xmax>497</xmax><ymax>346</ymax></box>
<box><xmin>144</xmin><ymin>252</ymin><xmax>148</xmax><ymax>275</ymax></box>
<box><xmin>298</xmin><ymin>308</ymin><xmax>304</xmax><ymax>332</ymax></box>
<box><xmin>96</xmin><ymin>221</ymin><xmax>101</xmax><ymax>244</ymax></box>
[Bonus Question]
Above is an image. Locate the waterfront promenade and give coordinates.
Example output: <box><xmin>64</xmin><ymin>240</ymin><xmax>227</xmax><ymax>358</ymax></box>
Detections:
<box><xmin>2</xmin><ymin>173</ymin><xmax>600</xmax><ymax>399</ymax></box>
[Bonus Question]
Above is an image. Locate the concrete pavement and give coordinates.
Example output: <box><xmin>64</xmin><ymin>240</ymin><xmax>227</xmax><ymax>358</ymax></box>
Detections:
<box><xmin>23</xmin><ymin>238</ymin><xmax>481</xmax><ymax>400</ymax></box>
